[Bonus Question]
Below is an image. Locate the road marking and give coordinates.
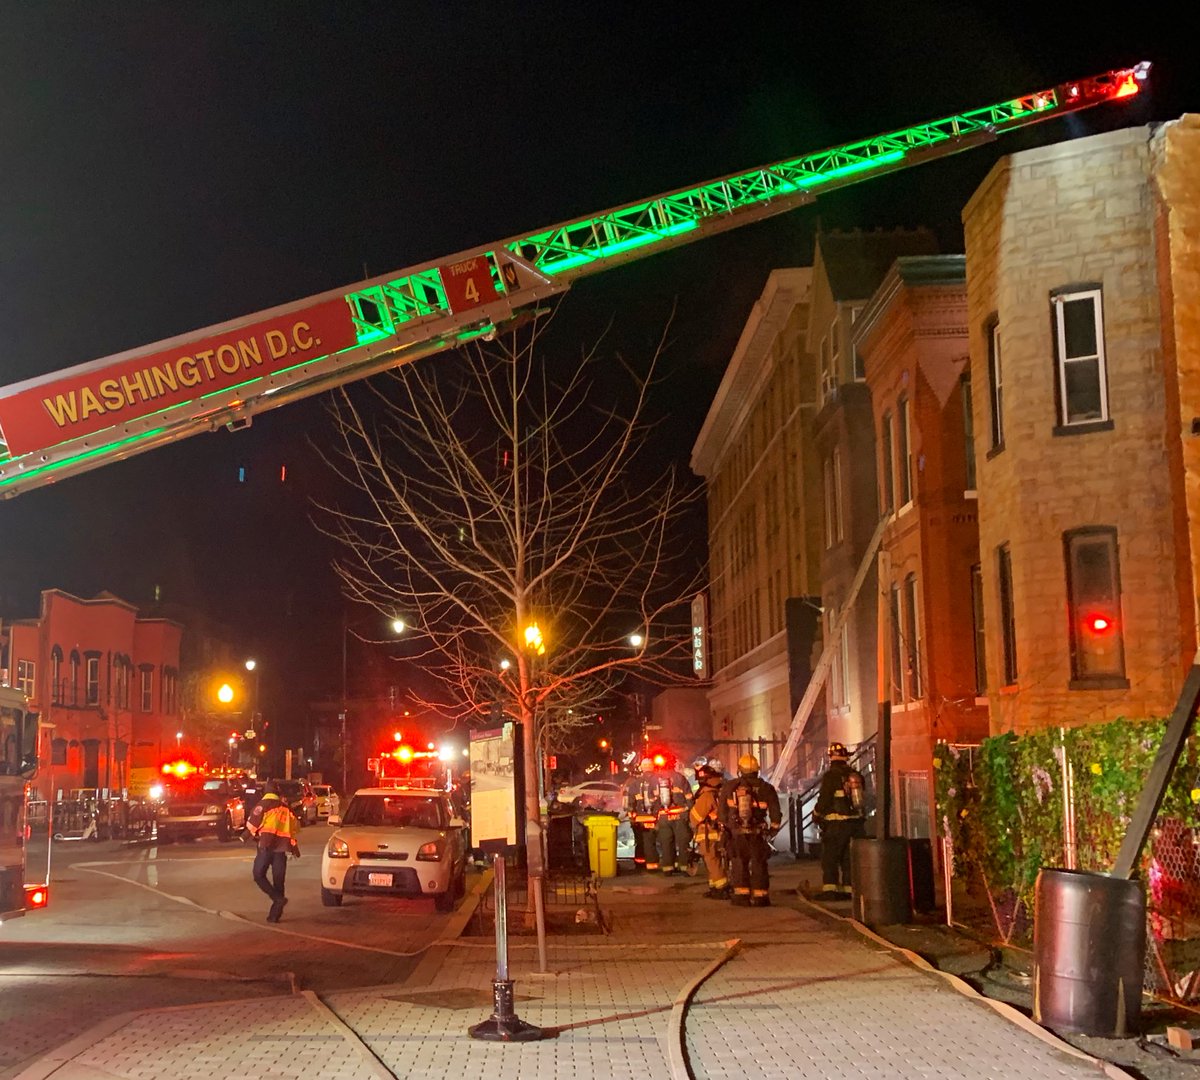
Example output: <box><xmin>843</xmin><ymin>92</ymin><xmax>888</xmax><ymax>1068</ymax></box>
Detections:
<box><xmin>74</xmin><ymin>861</ymin><xmax>437</xmax><ymax>959</ymax></box>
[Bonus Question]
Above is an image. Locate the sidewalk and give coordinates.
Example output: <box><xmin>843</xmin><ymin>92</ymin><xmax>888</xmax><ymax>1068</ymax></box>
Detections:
<box><xmin>17</xmin><ymin>861</ymin><xmax>1132</xmax><ymax>1080</ymax></box>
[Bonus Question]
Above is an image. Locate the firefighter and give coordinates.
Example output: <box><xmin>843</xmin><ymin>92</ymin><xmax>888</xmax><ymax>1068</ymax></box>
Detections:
<box><xmin>623</xmin><ymin>758</ymin><xmax>662</xmax><ymax>871</ymax></box>
<box><xmin>813</xmin><ymin>741</ymin><xmax>865</xmax><ymax>900</ymax></box>
<box><xmin>246</xmin><ymin>781</ymin><xmax>301</xmax><ymax>922</ymax></box>
<box><xmin>719</xmin><ymin>755</ymin><xmax>782</xmax><ymax>907</ymax></box>
<box><xmin>654</xmin><ymin>758</ymin><xmax>692</xmax><ymax>874</ymax></box>
<box><xmin>689</xmin><ymin>761</ymin><xmax>729</xmax><ymax>898</ymax></box>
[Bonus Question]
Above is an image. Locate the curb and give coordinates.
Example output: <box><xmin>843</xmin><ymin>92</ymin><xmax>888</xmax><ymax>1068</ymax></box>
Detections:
<box><xmin>794</xmin><ymin>894</ymin><xmax>1137</xmax><ymax>1080</ymax></box>
<box><xmin>400</xmin><ymin>867</ymin><xmax>495</xmax><ymax>988</ymax></box>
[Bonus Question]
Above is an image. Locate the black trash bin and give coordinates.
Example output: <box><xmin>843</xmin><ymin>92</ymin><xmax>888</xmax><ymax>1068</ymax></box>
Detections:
<box><xmin>851</xmin><ymin>837</ymin><xmax>912</xmax><ymax>926</ymax></box>
<box><xmin>1033</xmin><ymin>868</ymin><xmax>1145</xmax><ymax>1037</ymax></box>
<box><xmin>546</xmin><ymin>810</ymin><xmax>577</xmax><ymax>871</ymax></box>
<box><xmin>908</xmin><ymin>838</ymin><xmax>936</xmax><ymax>913</ymax></box>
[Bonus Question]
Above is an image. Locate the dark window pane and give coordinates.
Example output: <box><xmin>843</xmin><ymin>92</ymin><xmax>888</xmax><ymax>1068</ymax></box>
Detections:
<box><xmin>1062</xmin><ymin>298</ymin><xmax>1097</xmax><ymax>358</ymax></box>
<box><xmin>1064</xmin><ymin>359</ymin><xmax>1102</xmax><ymax>422</ymax></box>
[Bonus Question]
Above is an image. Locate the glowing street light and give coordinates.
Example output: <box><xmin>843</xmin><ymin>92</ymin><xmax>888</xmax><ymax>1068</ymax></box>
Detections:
<box><xmin>523</xmin><ymin>623</ymin><xmax>545</xmax><ymax>656</ymax></box>
<box><xmin>392</xmin><ymin>618</ymin><xmax>407</xmax><ymax>635</ymax></box>
<box><xmin>629</xmin><ymin>632</ymin><xmax>645</xmax><ymax>648</ymax></box>
<box><xmin>217</xmin><ymin>683</ymin><xmax>234</xmax><ymax>704</ymax></box>
<box><xmin>175</xmin><ymin>730</ymin><xmax>183</xmax><ymax>748</ymax></box>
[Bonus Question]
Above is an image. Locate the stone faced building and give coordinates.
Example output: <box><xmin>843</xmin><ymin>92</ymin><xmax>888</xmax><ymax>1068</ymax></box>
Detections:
<box><xmin>691</xmin><ymin>269</ymin><xmax>824</xmax><ymax>774</ymax></box>
<box><xmin>963</xmin><ymin>121</ymin><xmax>1200</xmax><ymax>733</ymax></box>
<box><xmin>856</xmin><ymin>255</ymin><xmax>989</xmax><ymax>837</ymax></box>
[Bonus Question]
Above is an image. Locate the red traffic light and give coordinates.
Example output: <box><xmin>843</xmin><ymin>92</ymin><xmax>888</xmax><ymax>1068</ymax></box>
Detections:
<box><xmin>1086</xmin><ymin>614</ymin><xmax>1114</xmax><ymax>633</ymax></box>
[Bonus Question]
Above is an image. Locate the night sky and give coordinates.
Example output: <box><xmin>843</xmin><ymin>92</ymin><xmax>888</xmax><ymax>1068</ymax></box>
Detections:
<box><xmin>0</xmin><ymin>4</ymin><xmax>1188</xmax><ymax>732</ymax></box>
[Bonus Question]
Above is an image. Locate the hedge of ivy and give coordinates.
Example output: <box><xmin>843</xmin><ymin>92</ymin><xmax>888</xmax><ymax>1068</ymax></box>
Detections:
<box><xmin>934</xmin><ymin>716</ymin><xmax>1200</xmax><ymax>931</ymax></box>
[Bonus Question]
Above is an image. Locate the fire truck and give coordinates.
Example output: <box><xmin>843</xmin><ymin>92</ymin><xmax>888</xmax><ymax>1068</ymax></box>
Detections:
<box><xmin>0</xmin><ymin>684</ymin><xmax>50</xmax><ymax>924</ymax></box>
<box><xmin>367</xmin><ymin>743</ymin><xmax>449</xmax><ymax>790</ymax></box>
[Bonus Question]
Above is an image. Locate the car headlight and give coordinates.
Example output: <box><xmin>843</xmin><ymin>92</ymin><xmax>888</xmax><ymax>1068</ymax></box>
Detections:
<box><xmin>416</xmin><ymin>838</ymin><xmax>445</xmax><ymax>861</ymax></box>
<box><xmin>204</xmin><ymin>804</ymin><xmax>222</xmax><ymax>815</ymax></box>
<box><xmin>149</xmin><ymin>785</ymin><xmax>163</xmax><ymax>800</ymax></box>
<box><xmin>327</xmin><ymin>837</ymin><xmax>350</xmax><ymax>858</ymax></box>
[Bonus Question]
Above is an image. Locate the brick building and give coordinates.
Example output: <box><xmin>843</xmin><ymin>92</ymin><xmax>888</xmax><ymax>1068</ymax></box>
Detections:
<box><xmin>856</xmin><ymin>255</ymin><xmax>989</xmax><ymax>837</ymax></box>
<box><xmin>810</xmin><ymin>229</ymin><xmax>938</xmax><ymax>749</ymax></box>
<box><xmin>962</xmin><ymin>120</ymin><xmax>1200</xmax><ymax>733</ymax></box>
<box><xmin>0</xmin><ymin>590</ymin><xmax>182</xmax><ymax>798</ymax></box>
<box><xmin>691</xmin><ymin>268</ymin><xmax>824</xmax><ymax>775</ymax></box>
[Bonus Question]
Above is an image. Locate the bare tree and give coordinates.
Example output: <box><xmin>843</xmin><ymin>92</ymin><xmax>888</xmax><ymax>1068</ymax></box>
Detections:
<box><xmin>314</xmin><ymin>314</ymin><xmax>701</xmax><ymax>962</ymax></box>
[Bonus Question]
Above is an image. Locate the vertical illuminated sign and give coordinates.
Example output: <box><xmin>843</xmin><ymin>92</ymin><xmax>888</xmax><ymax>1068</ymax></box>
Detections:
<box><xmin>691</xmin><ymin>592</ymin><xmax>708</xmax><ymax>678</ymax></box>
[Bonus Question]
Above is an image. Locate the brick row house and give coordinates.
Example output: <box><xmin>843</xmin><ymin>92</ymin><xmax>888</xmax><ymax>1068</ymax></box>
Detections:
<box><xmin>0</xmin><ymin>590</ymin><xmax>182</xmax><ymax>799</ymax></box>
<box><xmin>855</xmin><ymin>255</ymin><xmax>989</xmax><ymax>838</ymax></box>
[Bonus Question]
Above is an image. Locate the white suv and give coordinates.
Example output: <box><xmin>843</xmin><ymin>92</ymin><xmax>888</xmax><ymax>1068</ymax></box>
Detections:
<box><xmin>320</xmin><ymin>787</ymin><xmax>468</xmax><ymax>912</ymax></box>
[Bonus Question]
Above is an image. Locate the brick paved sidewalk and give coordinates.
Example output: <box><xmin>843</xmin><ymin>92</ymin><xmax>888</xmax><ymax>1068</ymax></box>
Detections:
<box><xmin>16</xmin><ymin>862</ymin><xmax>1130</xmax><ymax>1080</ymax></box>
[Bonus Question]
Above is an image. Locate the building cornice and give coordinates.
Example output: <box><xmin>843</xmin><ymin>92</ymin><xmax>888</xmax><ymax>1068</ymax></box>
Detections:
<box><xmin>690</xmin><ymin>268</ymin><xmax>811</xmax><ymax>477</ymax></box>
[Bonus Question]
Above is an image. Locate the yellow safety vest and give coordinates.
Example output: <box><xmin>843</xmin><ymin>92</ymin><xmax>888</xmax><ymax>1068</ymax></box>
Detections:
<box><xmin>256</xmin><ymin>801</ymin><xmax>298</xmax><ymax>842</ymax></box>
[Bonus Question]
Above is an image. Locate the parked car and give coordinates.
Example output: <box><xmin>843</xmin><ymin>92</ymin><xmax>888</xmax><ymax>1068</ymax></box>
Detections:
<box><xmin>311</xmin><ymin>784</ymin><xmax>337</xmax><ymax>819</ymax></box>
<box><xmin>555</xmin><ymin>779</ymin><xmax>625</xmax><ymax>813</ymax></box>
<box><xmin>275</xmin><ymin>778</ymin><xmax>318</xmax><ymax>825</ymax></box>
<box><xmin>320</xmin><ymin>786</ymin><xmax>468</xmax><ymax>912</ymax></box>
<box><xmin>156</xmin><ymin>776</ymin><xmax>246</xmax><ymax>843</ymax></box>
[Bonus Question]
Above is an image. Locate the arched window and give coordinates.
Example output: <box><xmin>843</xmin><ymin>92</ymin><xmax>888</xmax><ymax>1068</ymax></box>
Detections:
<box><xmin>50</xmin><ymin>646</ymin><xmax>64</xmax><ymax>705</ymax></box>
<box><xmin>70</xmin><ymin>651</ymin><xmax>81</xmax><ymax>706</ymax></box>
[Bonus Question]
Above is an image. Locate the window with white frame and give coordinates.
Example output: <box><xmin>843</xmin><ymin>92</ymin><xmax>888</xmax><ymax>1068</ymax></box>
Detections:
<box><xmin>16</xmin><ymin>659</ymin><xmax>34</xmax><ymax>700</ymax></box>
<box><xmin>898</xmin><ymin>396</ymin><xmax>913</xmax><ymax>506</ymax></box>
<box><xmin>141</xmin><ymin>668</ymin><xmax>153</xmax><ymax>712</ymax></box>
<box><xmin>889</xmin><ymin>584</ymin><xmax>904</xmax><ymax>702</ymax></box>
<box><xmin>833</xmin><ymin>447</ymin><xmax>844</xmax><ymax>543</ymax></box>
<box><xmin>904</xmin><ymin>573</ymin><xmax>921</xmax><ymax>699</ymax></box>
<box><xmin>850</xmin><ymin>305</ymin><xmax>866</xmax><ymax>380</ymax></box>
<box><xmin>1053</xmin><ymin>287</ymin><xmax>1109</xmax><ymax>426</ymax></box>
<box><xmin>987</xmin><ymin>319</ymin><xmax>1004</xmax><ymax>450</ymax></box>
<box><xmin>86</xmin><ymin>656</ymin><xmax>100</xmax><ymax>705</ymax></box>
<box><xmin>820</xmin><ymin>331</ymin><xmax>836</xmax><ymax>401</ymax></box>
<box><xmin>880</xmin><ymin>411</ymin><xmax>895</xmax><ymax>514</ymax></box>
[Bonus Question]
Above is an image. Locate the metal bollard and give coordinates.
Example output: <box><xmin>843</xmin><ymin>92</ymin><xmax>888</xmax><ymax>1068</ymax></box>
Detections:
<box><xmin>468</xmin><ymin>853</ymin><xmax>545</xmax><ymax>1041</ymax></box>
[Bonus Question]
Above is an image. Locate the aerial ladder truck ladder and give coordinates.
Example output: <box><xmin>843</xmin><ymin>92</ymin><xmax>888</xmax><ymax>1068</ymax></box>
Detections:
<box><xmin>0</xmin><ymin>63</ymin><xmax>1148</xmax><ymax>499</ymax></box>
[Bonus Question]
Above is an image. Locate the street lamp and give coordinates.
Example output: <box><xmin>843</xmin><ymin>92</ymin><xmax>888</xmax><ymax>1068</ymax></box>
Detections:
<box><xmin>175</xmin><ymin>730</ymin><xmax>182</xmax><ymax>749</ymax></box>
<box><xmin>341</xmin><ymin>613</ymin><xmax>407</xmax><ymax>798</ymax></box>
<box><xmin>244</xmin><ymin>658</ymin><xmax>261</xmax><ymax>731</ymax></box>
<box><xmin>628</xmin><ymin>632</ymin><xmax>645</xmax><ymax>649</ymax></box>
<box><xmin>217</xmin><ymin>683</ymin><xmax>234</xmax><ymax>704</ymax></box>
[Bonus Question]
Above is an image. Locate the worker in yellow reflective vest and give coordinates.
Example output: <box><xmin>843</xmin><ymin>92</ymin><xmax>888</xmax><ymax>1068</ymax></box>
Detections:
<box><xmin>246</xmin><ymin>781</ymin><xmax>301</xmax><ymax>923</ymax></box>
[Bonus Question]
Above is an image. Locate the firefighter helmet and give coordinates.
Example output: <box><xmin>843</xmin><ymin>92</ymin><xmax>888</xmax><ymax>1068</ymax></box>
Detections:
<box><xmin>639</xmin><ymin>757</ymin><xmax>654</xmax><ymax>771</ymax></box>
<box><xmin>737</xmin><ymin>754</ymin><xmax>760</xmax><ymax>775</ymax></box>
<box><xmin>828</xmin><ymin>742</ymin><xmax>849</xmax><ymax>760</ymax></box>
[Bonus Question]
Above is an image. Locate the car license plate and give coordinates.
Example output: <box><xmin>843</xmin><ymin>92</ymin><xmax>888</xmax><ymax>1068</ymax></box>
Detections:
<box><xmin>368</xmin><ymin>872</ymin><xmax>392</xmax><ymax>887</ymax></box>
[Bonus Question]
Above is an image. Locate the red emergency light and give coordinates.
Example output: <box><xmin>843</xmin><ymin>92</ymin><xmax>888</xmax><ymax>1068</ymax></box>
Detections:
<box><xmin>1086</xmin><ymin>614</ymin><xmax>1114</xmax><ymax>634</ymax></box>
<box><xmin>24</xmin><ymin>884</ymin><xmax>48</xmax><ymax>909</ymax></box>
<box><xmin>161</xmin><ymin>759</ymin><xmax>197</xmax><ymax>777</ymax></box>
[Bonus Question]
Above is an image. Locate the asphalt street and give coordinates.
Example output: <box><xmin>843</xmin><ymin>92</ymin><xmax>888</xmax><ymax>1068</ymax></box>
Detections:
<box><xmin>0</xmin><ymin>826</ymin><xmax>477</xmax><ymax>1078</ymax></box>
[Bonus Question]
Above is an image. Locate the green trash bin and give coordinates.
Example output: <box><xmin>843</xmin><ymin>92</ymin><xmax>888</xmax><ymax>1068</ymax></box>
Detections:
<box><xmin>583</xmin><ymin>814</ymin><xmax>619</xmax><ymax>878</ymax></box>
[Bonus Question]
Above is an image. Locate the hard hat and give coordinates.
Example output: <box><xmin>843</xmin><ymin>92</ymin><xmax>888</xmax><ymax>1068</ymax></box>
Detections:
<box><xmin>639</xmin><ymin>757</ymin><xmax>654</xmax><ymax>770</ymax></box>
<box><xmin>696</xmin><ymin>764</ymin><xmax>720</xmax><ymax>781</ymax></box>
<box><xmin>737</xmin><ymin>754</ymin><xmax>760</xmax><ymax>775</ymax></box>
<box><xmin>828</xmin><ymin>742</ymin><xmax>849</xmax><ymax>760</ymax></box>
<box><xmin>706</xmin><ymin>759</ymin><xmax>724</xmax><ymax>775</ymax></box>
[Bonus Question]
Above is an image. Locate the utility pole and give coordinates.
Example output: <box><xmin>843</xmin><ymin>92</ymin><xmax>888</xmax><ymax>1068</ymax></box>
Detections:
<box><xmin>340</xmin><ymin>612</ymin><xmax>348</xmax><ymax>797</ymax></box>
